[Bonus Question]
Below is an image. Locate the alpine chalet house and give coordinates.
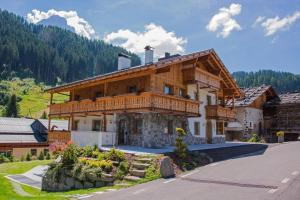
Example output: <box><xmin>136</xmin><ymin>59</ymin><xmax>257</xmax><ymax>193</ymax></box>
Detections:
<box><xmin>46</xmin><ymin>47</ymin><xmax>242</xmax><ymax>148</ymax></box>
<box><xmin>225</xmin><ymin>85</ymin><xmax>278</xmax><ymax>141</ymax></box>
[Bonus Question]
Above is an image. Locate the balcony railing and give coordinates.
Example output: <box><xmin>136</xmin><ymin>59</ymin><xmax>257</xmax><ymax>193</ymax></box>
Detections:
<box><xmin>206</xmin><ymin>105</ymin><xmax>236</xmax><ymax>120</ymax></box>
<box><xmin>49</xmin><ymin>92</ymin><xmax>200</xmax><ymax>116</ymax></box>
<box><xmin>183</xmin><ymin>68</ymin><xmax>221</xmax><ymax>89</ymax></box>
<box><xmin>48</xmin><ymin>130</ymin><xmax>71</xmax><ymax>143</ymax></box>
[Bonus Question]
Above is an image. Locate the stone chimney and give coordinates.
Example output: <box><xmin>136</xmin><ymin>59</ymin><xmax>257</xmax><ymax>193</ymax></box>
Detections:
<box><xmin>144</xmin><ymin>45</ymin><xmax>154</xmax><ymax>64</ymax></box>
<box><xmin>118</xmin><ymin>53</ymin><xmax>131</xmax><ymax>70</ymax></box>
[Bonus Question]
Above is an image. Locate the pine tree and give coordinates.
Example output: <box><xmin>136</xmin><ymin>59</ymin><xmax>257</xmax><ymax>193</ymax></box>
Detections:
<box><xmin>5</xmin><ymin>94</ymin><xmax>19</xmax><ymax>117</ymax></box>
<box><xmin>41</xmin><ymin>111</ymin><xmax>48</xmax><ymax>119</ymax></box>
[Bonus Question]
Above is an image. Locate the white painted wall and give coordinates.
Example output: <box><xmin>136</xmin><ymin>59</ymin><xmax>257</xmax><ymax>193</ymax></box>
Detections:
<box><xmin>74</xmin><ymin>115</ymin><xmax>116</xmax><ymax>132</ymax></box>
<box><xmin>187</xmin><ymin>84</ymin><xmax>217</xmax><ymax>138</ymax></box>
<box><xmin>235</xmin><ymin>107</ymin><xmax>263</xmax><ymax>134</ymax></box>
<box><xmin>71</xmin><ymin>115</ymin><xmax>117</xmax><ymax>147</ymax></box>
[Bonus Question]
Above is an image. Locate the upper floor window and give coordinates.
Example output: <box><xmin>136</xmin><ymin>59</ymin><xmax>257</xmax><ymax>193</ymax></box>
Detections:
<box><xmin>179</xmin><ymin>88</ymin><xmax>186</xmax><ymax>97</ymax></box>
<box><xmin>92</xmin><ymin>120</ymin><xmax>101</xmax><ymax>131</ymax></box>
<box><xmin>73</xmin><ymin>120</ymin><xmax>79</xmax><ymax>131</ymax></box>
<box><xmin>128</xmin><ymin>85</ymin><xmax>137</xmax><ymax>93</ymax></box>
<box><xmin>74</xmin><ymin>95</ymin><xmax>80</xmax><ymax>101</ymax></box>
<box><xmin>95</xmin><ymin>92</ymin><xmax>103</xmax><ymax>98</ymax></box>
<box><xmin>164</xmin><ymin>85</ymin><xmax>173</xmax><ymax>95</ymax></box>
<box><xmin>207</xmin><ymin>95</ymin><xmax>212</xmax><ymax>105</ymax></box>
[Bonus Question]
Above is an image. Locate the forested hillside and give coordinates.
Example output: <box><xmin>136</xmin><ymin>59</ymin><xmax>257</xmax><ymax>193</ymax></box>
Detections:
<box><xmin>0</xmin><ymin>9</ymin><xmax>141</xmax><ymax>85</ymax></box>
<box><xmin>232</xmin><ymin>70</ymin><xmax>300</xmax><ymax>93</ymax></box>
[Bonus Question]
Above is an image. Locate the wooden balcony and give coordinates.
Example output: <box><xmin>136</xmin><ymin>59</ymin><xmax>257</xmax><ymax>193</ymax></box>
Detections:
<box><xmin>49</xmin><ymin>92</ymin><xmax>200</xmax><ymax>116</ymax></box>
<box><xmin>182</xmin><ymin>67</ymin><xmax>221</xmax><ymax>89</ymax></box>
<box><xmin>48</xmin><ymin>130</ymin><xmax>71</xmax><ymax>144</ymax></box>
<box><xmin>206</xmin><ymin>105</ymin><xmax>236</xmax><ymax>120</ymax></box>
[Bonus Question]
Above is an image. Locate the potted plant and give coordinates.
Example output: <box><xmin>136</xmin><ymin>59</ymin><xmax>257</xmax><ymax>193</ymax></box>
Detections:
<box><xmin>276</xmin><ymin>131</ymin><xmax>284</xmax><ymax>143</ymax></box>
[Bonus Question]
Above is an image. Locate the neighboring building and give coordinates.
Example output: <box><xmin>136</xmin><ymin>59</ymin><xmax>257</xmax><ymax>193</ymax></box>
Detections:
<box><xmin>225</xmin><ymin>85</ymin><xmax>278</xmax><ymax>141</ymax></box>
<box><xmin>46</xmin><ymin>48</ymin><xmax>242</xmax><ymax>148</ymax></box>
<box><xmin>0</xmin><ymin>117</ymin><xmax>68</xmax><ymax>158</ymax></box>
<box><xmin>264</xmin><ymin>92</ymin><xmax>300</xmax><ymax>142</ymax></box>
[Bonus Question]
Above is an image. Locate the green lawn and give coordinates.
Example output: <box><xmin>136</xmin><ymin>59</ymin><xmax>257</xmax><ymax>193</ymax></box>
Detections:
<box><xmin>0</xmin><ymin>160</ymin><xmax>137</xmax><ymax>200</ymax></box>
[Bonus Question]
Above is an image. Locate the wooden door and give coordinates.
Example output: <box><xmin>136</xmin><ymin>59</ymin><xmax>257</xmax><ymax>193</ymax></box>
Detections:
<box><xmin>118</xmin><ymin>120</ymin><xmax>126</xmax><ymax>145</ymax></box>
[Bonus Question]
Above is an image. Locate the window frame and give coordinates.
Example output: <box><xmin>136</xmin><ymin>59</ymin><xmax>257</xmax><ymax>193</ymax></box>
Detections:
<box><xmin>194</xmin><ymin>121</ymin><xmax>200</xmax><ymax>136</ymax></box>
<box><xmin>92</xmin><ymin>120</ymin><xmax>101</xmax><ymax>131</ymax></box>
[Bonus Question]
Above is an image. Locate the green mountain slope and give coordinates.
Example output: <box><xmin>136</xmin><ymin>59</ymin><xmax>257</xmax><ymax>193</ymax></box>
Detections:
<box><xmin>0</xmin><ymin>9</ymin><xmax>141</xmax><ymax>85</ymax></box>
<box><xmin>232</xmin><ymin>70</ymin><xmax>300</xmax><ymax>93</ymax></box>
<box><xmin>0</xmin><ymin>78</ymin><xmax>67</xmax><ymax>118</ymax></box>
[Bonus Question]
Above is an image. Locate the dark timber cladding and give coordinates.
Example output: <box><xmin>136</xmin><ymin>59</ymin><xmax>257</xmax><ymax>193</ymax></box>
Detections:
<box><xmin>264</xmin><ymin>92</ymin><xmax>300</xmax><ymax>141</ymax></box>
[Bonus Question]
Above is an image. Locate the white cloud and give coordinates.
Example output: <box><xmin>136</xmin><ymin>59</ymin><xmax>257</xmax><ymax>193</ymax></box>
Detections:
<box><xmin>257</xmin><ymin>11</ymin><xmax>300</xmax><ymax>36</ymax></box>
<box><xmin>206</xmin><ymin>3</ymin><xmax>242</xmax><ymax>38</ymax></box>
<box><xmin>27</xmin><ymin>9</ymin><xmax>96</xmax><ymax>39</ymax></box>
<box><xmin>253</xmin><ymin>16</ymin><xmax>265</xmax><ymax>27</ymax></box>
<box><xmin>104</xmin><ymin>23</ymin><xmax>187</xmax><ymax>59</ymax></box>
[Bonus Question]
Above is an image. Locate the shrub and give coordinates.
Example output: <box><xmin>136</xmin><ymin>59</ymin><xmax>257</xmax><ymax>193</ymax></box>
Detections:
<box><xmin>26</xmin><ymin>153</ymin><xmax>31</xmax><ymax>161</ymax></box>
<box><xmin>62</xmin><ymin>144</ymin><xmax>80</xmax><ymax>166</ymax></box>
<box><xmin>81</xmin><ymin>146</ymin><xmax>94</xmax><ymax>157</ymax></box>
<box><xmin>106</xmin><ymin>148</ymin><xmax>125</xmax><ymax>162</ymax></box>
<box><xmin>49</xmin><ymin>141</ymin><xmax>67</xmax><ymax>155</ymax></box>
<box><xmin>248</xmin><ymin>133</ymin><xmax>260</xmax><ymax>143</ymax></box>
<box><xmin>115</xmin><ymin>161</ymin><xmax>129</xmax><ymax>179</ymax></box>
<box><xmin>20</xmin><ymin>155</ymin><xmax>25</xmax><ymax>162</ymax></box>
<box><xmin>174</xmin><ymin>127</ymin><xmax>188</xmax><ymax>160</ymax></box>
<box><xmin>145</xmin><ymin>164</ymin><xmax>160</xmax><ymax>180</ymax></box>
<box><xmin>46</xmin><ymin>152</ymin><xmax>51</xmax><ymax>160</ymax></box>
<box><xmin>38</xmin><ymin>151</ymin><xmax>45</xmax><ymax>160</ymax></box>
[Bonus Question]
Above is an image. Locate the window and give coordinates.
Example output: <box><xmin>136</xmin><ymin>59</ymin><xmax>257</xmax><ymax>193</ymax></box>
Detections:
<box><xmin>134</xmin><ymin>119</ymin><xmax>143</xmax><ymax>134</ymax></box>
<box><xmin>207</xmin><ymin>95</ymin><xmax>212</xmax><ymax>105</ymax></box>
<box><xmin>73</xmin><ymin>120</ymin><xmax>79</xmax><ymax>130</ymax></box>
<box><xmin>217</xmin><ymin>121</ymin><xmax>224</xmax><ymax>135</ymax></box>
<box><xmin>194</xmin><ymin>122</ymin><xmax>200</xmax><ymax>135</ymax></box>
<box><xmin>179</xmin><ymin>88</ymin><xmax>186</xmax><ymax>97</ymax></box>
<box><xmin>194</xmin><ymin>92</ymin><xmax>199</xmax><ymax>101</ymax></box>
<box><xmin>44</xmin><ymin>149</ymin><xmax>49</xmax><ymax>155</ymax></box>
<box><xmin>92</xmin><ymin>120</ymin><xmax>101</xmax><ymax>131</ymax></box>
<box><xmin>167</xmin><ymin>120</ymin><xmax>173</xmax><ymax>134</ymax></box>
<box><xmin>31</xmin><ymin>149</ymin><xmax>37</xmax><ymax>156</ymax></box>
<box><xmin>74</xmin><ymin>95</ymin><xmax>80</xmax><ymax>101</ymax></box>
<box><xmin>128</xmin><ymin>85</ymin><xmax>137</xmax><ymax>93</ymax></box>
<box><xmin>164</xmin><ymin>85</ymin><xmax>173</xmax><ymax>95</ymax></box>
<box><xmin>95</xmin><ymin>92</ymin><xmax>103</xmax><ymax>98</ymax></box>
<box><xmin>181</xmin><ymin>121</ymin><xmax>187</xmax><ymax>131</ymax></box>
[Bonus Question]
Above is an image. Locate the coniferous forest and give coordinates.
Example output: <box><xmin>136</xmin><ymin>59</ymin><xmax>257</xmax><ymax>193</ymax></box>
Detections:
<box><xmin>232</xmin><ymin>70</ymin><xmax>300</xmax><ymax>93</ymax></box>
<box><xmin>0</xmin><ymin>9</ymin><xmax>141</xmax><ymax>85</ymax></box>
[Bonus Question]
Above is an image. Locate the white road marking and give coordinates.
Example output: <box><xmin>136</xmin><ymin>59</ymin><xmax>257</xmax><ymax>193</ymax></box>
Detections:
<box><xmin>268</xmin><ymin>189</ymin><xmax>278</xmax><ymax>194</ymax></box>
<box><xmin>163</xmin><ymin>178</ymin><xmax>176</xmax><ymax>184</ymax></box>
<box><xmin>292</xmin><ymin>171</ymin><xmax>299</xmax><ymax>176</ymax></box>
<box><xmin>133</xmin><ymin>189</ymin><xmax>146</xmax><ymax>195</ymax></box>
<box><xmin>94</xmin><ymin>191</ymin><xmax>104</xmax><ymax>194</ymax></box>
<box><xmin>181</xmin><ymin>171</ymin><xmax>196</xmax><ymax>178</ymax></box>
<box><xmin>106</xmin><ymin>189</ymin><xmax>116</xmax><ymax>192</ymax></box>
<box><xmin>78</xmin><ymin>195</ymin><xmax>94</xmax><ymax>199</ymax></box>
<box><xmin>209</xmin><ymin>163</ymin><xmax>219</xmax><ymax>167</ymax></box>
<box><xmin>281</xmin><ymin>178</ymin><xmax>290</xmax><ymax>184</ymax></box>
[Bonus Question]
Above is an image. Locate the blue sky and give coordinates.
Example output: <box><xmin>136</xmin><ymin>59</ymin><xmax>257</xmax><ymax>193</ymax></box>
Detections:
<box><xmin>1</xmin><ymin>0</ymin><xmax>300</xmax><ymax>74</ymax></box>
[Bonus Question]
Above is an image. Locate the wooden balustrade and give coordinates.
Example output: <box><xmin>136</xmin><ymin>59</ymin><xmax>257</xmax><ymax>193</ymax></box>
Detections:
<box><xmin>49</xmin><ymin>92</ymin><xmax>199</xmax><ymax>116</ymax></box>
<box><xmin>183</xmin><ymin>68</ymin><xmax>221</xmax><ymax>89</ymax></box>
<box><xmin>206</xmin><ymin>105</ymin><xmax>236</xmax><ymax>120</ymax></box>
<box><xmin>48</xmin><ymin>130</ymin><xmax>71</xmax><ymax>144</ymax></box>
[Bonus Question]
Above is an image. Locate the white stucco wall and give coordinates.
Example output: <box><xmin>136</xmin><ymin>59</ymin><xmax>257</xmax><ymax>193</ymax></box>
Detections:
<box><xmin>187</xmin><ymin>84</ymin><xmax>217</xmax><ymax>138</ymax></box>
<box><xmin>235</xmin><ymin>107</ymin><xmax>263</xmax><ymax>134</ymax></box>
<box><xmin>74</xmin><ymin>115</ymin><xmax>116</xmax><ymax>132</ymax></box>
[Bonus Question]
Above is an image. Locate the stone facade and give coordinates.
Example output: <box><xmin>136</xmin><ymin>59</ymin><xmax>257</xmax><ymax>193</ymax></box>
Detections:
<box><xmin>116</xmin><ymin>113</ymin><xmax>206</xmax><ymax>148</ymax></box>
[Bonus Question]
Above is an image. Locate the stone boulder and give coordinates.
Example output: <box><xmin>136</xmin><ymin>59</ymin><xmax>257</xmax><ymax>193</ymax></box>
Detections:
<box><xmin>159</xmin><ymin>156</ymin><xmax>175</xmax><ymax>178</ymax></box>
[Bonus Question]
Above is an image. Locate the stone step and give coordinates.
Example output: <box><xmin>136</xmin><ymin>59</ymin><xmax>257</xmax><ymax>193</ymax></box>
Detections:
<box><xmin>134</xmin><ymin>157</ymin><xmax>152</xmax><ymax>163</ymax></box>
<box><xmin>132</xmin><ymin>162</ymin><xmax>151</xmax><ymax>170</ymax></box>
<box><xmin>124</xmin><ymin>175</ymin><xmax>141</xmax><ymax>182</ymax></box>
<box><xmin>130</xmin><ymin>169</ymin><xmax>146</xmax><ymax>178</ymax></box>
<box><xmin>102</xmin><ymin>173</ymin><xmax>114</xmax><ymax>182</ymax></box>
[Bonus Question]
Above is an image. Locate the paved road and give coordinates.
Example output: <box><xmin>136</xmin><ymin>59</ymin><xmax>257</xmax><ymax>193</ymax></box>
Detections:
<box><xmin>88</xmin><ymin>141</ymin><xmax>300</xmax><ymax>200</ymax></box>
